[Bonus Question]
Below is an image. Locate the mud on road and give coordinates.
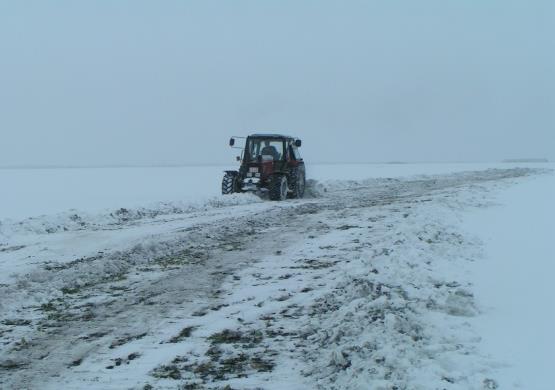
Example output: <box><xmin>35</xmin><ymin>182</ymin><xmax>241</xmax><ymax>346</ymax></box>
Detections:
<box><xmin>0</xmin><ymin>168</ymin><xmax>542</xmax><ymax>389</ymax></box>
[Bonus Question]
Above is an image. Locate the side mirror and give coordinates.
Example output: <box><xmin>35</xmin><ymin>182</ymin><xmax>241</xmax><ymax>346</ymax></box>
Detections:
<box><xmin>229</xmin><ymin>138</ymin><xmax>235</xmax><ymax>146</ymax></box>
<box><xmin>295</xmin><ymin>139</ymin><xmax>302</xmax><ymax>147</ymax></box>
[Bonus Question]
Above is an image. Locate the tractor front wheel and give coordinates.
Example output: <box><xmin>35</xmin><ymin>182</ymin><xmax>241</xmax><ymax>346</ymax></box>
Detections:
<box><xmin>269</xmin><ymin>175</ymin><xmax>288</xmax><ymax>201</ymax></box>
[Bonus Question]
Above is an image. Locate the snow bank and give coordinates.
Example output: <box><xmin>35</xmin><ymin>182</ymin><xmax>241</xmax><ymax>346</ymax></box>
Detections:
<box><xmin>307</xmin><ymin>167</ymin><xmax>542</xmax><ymax>196</ymax></box>
<box><xmin>0</xmin><ymin>193</ymin><xmax>261</xmax><ymax>238</ymax></box>
<box><xmin>307</xmin><ymin>162</ymin><xmax>553</xmax><ymax>182</ymax></box>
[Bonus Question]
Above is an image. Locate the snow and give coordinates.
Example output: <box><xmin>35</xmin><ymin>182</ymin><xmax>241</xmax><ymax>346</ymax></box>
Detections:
<box><xmin>308</xmin><ymin>162</ymin><xmax>553</xmax><ymax>181</ymax></box>
<box><xmin>0</xmin><ymin>163</ymin><xmax>553</xmax><ymax>389</ymax></box>
<box><xmin>464</xmin><ymin>172</ymin><xmax>555</xmax><ymax>390</ymax></box>
<box><xmin>0</xmin><ymin>165</ymin><xmax>236</xmax><ymax>220</ymax></box>
<box><xmin>1</xmin><ymin>162</ymin><xmax>550</xmax><ymax>221</ymax></box>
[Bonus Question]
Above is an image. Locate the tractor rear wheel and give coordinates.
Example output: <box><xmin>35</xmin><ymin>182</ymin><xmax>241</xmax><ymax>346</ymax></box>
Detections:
<box><xmin>222</xmin><ymin>172</ymin><xmax>238</xmax><ymax>195</ymax></box>
<box><xmin>288</xmin><ymin>167</ymin><xmax>306</xmax><ymax>199</ymax></box>
<box><xmin>269</xmin><ymin>175</ymin><xmax>288</xmax><ymax>201</ymax></box>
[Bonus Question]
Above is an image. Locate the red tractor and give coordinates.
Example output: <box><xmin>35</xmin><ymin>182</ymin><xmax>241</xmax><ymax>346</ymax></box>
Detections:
<box><xmin>222</xmin><ymin>134</ymin><xmax>306</xmax><ymax>201</ymax></box>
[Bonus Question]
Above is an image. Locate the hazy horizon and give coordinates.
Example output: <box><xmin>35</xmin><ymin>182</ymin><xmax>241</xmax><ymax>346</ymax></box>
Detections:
<box><xmin>1</xmin><ymin>1</ymin><xmax>553</xmax><ymax>167</ymax></box>
<box><xmin>0</xmin><ymin>158</ymin><xmax>551</xmax><ymax>170</ymax></box>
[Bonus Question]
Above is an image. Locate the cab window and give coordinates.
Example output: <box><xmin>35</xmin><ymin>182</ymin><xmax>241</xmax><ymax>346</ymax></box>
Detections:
<box><xmin>246</xmin><ymin>138</ymin><xmax>284</xmax><ymax>161</ymax></box>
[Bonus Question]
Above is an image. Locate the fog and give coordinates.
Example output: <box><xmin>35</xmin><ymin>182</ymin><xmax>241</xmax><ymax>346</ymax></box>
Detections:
<box><xmin>0</xmin><ymin>0</ymin><xmax>553</xmax><ymax>166</ymax></box>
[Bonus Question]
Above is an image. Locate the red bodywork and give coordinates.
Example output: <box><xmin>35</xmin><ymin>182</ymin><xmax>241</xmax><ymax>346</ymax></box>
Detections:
<box><xmin>260</xmin><ymin>161</ymin><xmax>274</xmax><ymax>177</ymax></box>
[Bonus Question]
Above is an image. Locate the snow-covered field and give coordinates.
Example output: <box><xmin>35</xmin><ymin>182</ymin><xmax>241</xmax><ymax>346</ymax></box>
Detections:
<box><xmin>0</xmin><ymin>162</ymin><xmax>548</xmax><ymax>220</ymax></box>
<box><xmin>465</xmin><ymin>172</ymin><xmax>555</xmax><ymax>389</ymax></box>
<box><xmin>0</xmin><ymin>163</ymin><xmax>553</xmax><ymax>389</ymax></box>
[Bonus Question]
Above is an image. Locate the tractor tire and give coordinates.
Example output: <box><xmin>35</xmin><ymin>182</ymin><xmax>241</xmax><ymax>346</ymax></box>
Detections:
<box><xmin>269</xmin><ymin>175</ymin><xmax>288</xmax><ymax>201</ymax></box>
<box><xmin>288</xmin><ymin>167</ymin><xmax>306</xmax><ymax>199</ymax></box>
<box><xmin>222</xmin><ymin>172</ymin><xmax>238</xmax><ymax>195</ymax></box>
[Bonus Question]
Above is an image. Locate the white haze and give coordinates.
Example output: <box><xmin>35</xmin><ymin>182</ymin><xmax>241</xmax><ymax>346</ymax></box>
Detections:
<box><xmin>0</xmin><ymin>0</ymin><xmax>553</xmax><ymax>167</ymax></box>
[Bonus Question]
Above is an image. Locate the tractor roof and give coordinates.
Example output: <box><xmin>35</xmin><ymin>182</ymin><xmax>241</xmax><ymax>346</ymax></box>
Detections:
<box><xmin>249</xmin><ymin>133</ymin><xmax>296</xmax><ymax>140</ymax></box>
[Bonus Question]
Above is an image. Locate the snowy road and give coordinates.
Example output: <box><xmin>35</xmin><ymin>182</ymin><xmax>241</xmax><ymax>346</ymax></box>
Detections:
<box><xmin>0</xmin><ymin>167</ymin><xmax>550</xmax><ymax>389</ymax></box>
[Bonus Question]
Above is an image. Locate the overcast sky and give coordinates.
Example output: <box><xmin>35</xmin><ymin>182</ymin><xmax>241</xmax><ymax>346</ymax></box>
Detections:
<box><xmin>0</xmin><ymin>0</ymin><xmax>553</xmax><ymax>166</ymax></box>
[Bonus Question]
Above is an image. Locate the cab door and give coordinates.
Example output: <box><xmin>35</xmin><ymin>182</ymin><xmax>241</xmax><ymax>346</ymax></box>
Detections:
<box><xmin>287</xmin><ymin>142</ymin><xmax>303</xmax><ymax>167</ymax></box>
